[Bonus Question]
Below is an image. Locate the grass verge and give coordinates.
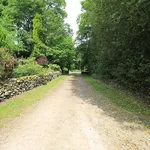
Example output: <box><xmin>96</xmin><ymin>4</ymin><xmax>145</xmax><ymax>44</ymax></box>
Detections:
<box><xmin>84</xmin><ymin>76</ymin><xmax>150</xmax><ymax>126</ymax></box>
<box><xmin>0</xmin><ymin>75</ymin><xmax>67</xmax><ymax>128</ymax></box>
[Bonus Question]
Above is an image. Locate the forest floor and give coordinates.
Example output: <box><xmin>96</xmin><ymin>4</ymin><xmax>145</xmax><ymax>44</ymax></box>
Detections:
<box><xmin>0</xmin><ymin>74</ymin><xmax>149</xmax><ymax>150</ymax></box>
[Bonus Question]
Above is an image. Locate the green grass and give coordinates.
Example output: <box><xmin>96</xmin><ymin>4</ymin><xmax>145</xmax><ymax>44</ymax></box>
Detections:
<box><xmin>0</xmin><ymin>75</ymin><xmax>67</xmax><ymax>128</ymax></box>
<box><xmin>84</xmin><ymin>76</ymin><xmax>150</xmax><ymax>116</ymax></box>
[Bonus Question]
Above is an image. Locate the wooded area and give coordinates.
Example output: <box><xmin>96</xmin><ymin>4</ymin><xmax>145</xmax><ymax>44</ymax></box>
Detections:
<box><xmin>0</xmin><ymin>1</ymin><xmax>150</xmax><ymax>149</ymax></box>
<box><xmin>0</xmin><ymin>0</ymin><xmax>149</xmax><ymax>102</ymax></box>
<box><xmin>76</xmin><ymin>0</ymin><xmax>150</xmax><ymax>102</ymax></box>
<box><xmin>0</xmin><ymin>0</ymin><xmax>75</xmax><ymax>79</ymax></box>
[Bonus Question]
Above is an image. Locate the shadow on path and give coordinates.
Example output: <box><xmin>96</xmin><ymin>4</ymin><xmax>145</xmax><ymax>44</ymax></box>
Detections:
<box><xmin>68</xmin><ymin>74</ymin><xmax>148</xmax><ymax>131</ymax></box>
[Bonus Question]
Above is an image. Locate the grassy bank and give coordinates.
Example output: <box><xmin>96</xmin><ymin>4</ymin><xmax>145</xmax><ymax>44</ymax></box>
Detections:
<box><xmin>0</xmin><ymin>75</ymin><xmax>67</xmax><ymax>128</ymax></box>
<box><xmin>84</xmin><ymin>76</ymin><xmax>150</xmax><ymax>126</ymax></box>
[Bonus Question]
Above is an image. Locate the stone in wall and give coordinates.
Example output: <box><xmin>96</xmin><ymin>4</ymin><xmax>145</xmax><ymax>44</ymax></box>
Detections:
<box><xmin>0</xmin><ymin>71</ymin><xmax>61</xmax><ymax>102</ymax></box>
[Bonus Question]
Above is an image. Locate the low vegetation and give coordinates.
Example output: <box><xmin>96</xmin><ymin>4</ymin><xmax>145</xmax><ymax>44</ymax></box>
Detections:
<box><xmin>84</xmin><ymin>76</ymin><xmax>150</xmax><ymax>127</ymax></box>
<box><xmin>0</xmin><ymin>0</ymin><xmax>77</xmax><ymax>79</ymax></box>
<box><xmin>12</xmin><ymin>58</ymin><xmax>60</xmax><ymax>78</ymax></box>
<box><xmin>0</xmin><ymin>48</ymin><xmax>16</xmax><ymax>79</ymax></box>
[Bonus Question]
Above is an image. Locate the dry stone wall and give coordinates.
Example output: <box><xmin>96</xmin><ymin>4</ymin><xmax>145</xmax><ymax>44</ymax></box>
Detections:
<box><xmin>0</xmin><ymin>71</ymin><xmax>61</xmax><ymax>102</ymax></box>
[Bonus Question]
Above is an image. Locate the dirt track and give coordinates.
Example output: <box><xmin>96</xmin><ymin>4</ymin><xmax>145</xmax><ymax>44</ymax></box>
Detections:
<box><xmin>0</xmin><ymin>74</ymin><xmax>149</xmax><ymax>150</ymax></box>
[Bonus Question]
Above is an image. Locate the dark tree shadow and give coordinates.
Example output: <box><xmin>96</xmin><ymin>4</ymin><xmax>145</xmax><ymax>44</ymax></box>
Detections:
<box><xmin>67</xmin><ymin>73</ymin><xmax>149</xmax><ymax>131</ymax></box>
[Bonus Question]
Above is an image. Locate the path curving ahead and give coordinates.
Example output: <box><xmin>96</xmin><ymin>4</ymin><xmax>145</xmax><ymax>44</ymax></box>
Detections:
<box><xmin>0</xmin><ymin>74</ymin><xmax>149</xmax><ymax>150</ymax></box>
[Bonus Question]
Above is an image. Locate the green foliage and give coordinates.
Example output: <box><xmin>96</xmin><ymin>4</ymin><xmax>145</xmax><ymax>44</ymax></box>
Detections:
<box><xmin>0</xmin><ymin>48</ymin><xmax>15</xmax><ymax>79</ymax></box>
<box><xmin>0</xmin><ymin>0</ymin><xmax>69</xmax><ymax>58</ymax></box>
<box><xmin>0</xmin><ymin>0</ymin><xmax>76</xmax><ymax>79</ymax></box>
<box><xmin>50</xmin><ymin>36</ymin><xmax>75</xmax><ymax>72</ymax></box>
<box><xmin>85</xmin><ymin>76</ymin><xmax>150</xmax><ymax>127</ymax></box>
<box><xmin>49</xmin><ymin>64</ymin><xmax>61</xmax><ymax>72</ymax></box>
<box><xmin>85</xmin><ymin>76</ymin><xmax>150</xmax><ymax>115</ymax></box>
<box><xmin>13</xmin><ymin>58</ymin><xmax>61</xmax><ymax>78</ymax></box>
<box><xmin>77</xmin><ymin>0</ymin><xmax>150</xmax><ymax>100</ymax></box>
<box><xmin>32</xmin><ymin>13</ymin><xmax>47</xmax><ymax>58</ymax></box>
<box><xmin>13</xmin><ymin>58</ymin><xmax>43</xmax><ymax>78</ymax></box>
<box><xmin>0</xmin><ymin>0</ymin><xmax>22</xmax><ymax>52</ymax></box>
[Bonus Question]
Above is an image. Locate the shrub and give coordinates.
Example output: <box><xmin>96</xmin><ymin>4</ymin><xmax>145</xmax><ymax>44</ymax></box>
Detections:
<box><xmin>49</xmin><ymin>64</ymin><xmax>61</xmax><ymax>72</ymax></box>
<box><xmin>13</xmin><ymin>58</ymin><xmax>60</xmax><ymax>78</ymax></box>
<box><xmin>13</xmin><ymin>58</ymin><xmax>43</xmax><ymax>78</ymax></box>
<box><xmin>0</xmin><ymin>65</ymin><xmax>4</xmax><ymax>78</ymax></box>
<box><xmin>63</xmin><ymin>67</ymin><xmax>69</xmax><ymax>74</ymax></box>
<box><xmin>0</xmin><ymin>48</ymin><xmax>16</xmax><ymax>79</ymax></box>
<box><xmin>36</xmin><ymin>57</ymin><xmax>48</xmax><ymax>67</ymax></box>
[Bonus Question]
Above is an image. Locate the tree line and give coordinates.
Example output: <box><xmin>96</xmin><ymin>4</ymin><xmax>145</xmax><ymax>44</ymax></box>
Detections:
<box><xmin>0</xmin><ymin>0</ymin><xmax>75</xmax><ymax>73</ymax></box>
<box><xmin>76</xmin><ymin>0</ymin><xmax>150</xmax><ymax>101</ymax></box>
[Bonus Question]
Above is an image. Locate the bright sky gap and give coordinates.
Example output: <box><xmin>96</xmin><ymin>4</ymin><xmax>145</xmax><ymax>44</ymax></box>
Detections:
<box><xmin>65</xmin><ymin>0</ymin><xmax>82</xmax><ymax>39</ymax></box>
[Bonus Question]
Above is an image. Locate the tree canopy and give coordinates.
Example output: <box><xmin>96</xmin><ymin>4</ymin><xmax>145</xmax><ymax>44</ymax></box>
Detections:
<box><xmin>76</xmin><ymin>0</ymin><xmax>150</xmax><ymax>100</ymax></box>
<box><xmin>0</xmin><ymin>0</ymin><xmax>75</xmax><ymax>72</ymax></box>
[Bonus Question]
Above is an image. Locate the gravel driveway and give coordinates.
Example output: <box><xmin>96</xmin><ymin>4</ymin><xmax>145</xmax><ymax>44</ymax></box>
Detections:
<box><xmin>0</xmin><ymin>74</ymin><xmax>149</xmax><ymax>150</ymax></box>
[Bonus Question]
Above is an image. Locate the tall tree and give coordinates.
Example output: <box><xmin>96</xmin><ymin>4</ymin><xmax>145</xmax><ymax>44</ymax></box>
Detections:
<box><xmin>32</xmin><ymin>13</ymin><xmax>47</xmax><ymax>58</ymax></box>
<box><xmin>77</xmin><ymin>0</ymin><xmax>150</xmax><ymax>99</ymax></box>
<box><xmin>51</xmin><ymin>36</ymin><xmax>75</xmax><ymax>72</ymax></box>
<box><xmin>0</xmin><ymin>0</ymin><xmax>20</xmax><ymax>52</ymax></box>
